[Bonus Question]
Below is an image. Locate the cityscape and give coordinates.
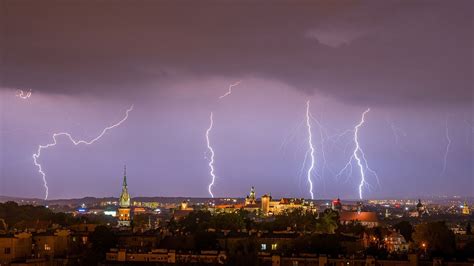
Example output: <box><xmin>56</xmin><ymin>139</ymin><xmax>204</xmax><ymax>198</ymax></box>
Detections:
<box><xmin>0</xmin><ymin>171</ymin><xmax>472</xmax><ymax>265</ymax></box>
<box><xmin>0</xmin><ymin>0</ymin><xmax>473</xmax><ymax>266</ymax></box>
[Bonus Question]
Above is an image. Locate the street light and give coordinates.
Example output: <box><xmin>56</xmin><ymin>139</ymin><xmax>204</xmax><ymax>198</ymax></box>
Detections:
<box><xmin>421</xmin><ymin>242</ymin><xmax>428</xmax><ymax>255</ymax></box>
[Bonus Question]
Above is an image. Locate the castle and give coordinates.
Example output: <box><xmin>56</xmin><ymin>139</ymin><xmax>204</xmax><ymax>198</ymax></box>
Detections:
<box><xmin>213</xmin><ymin>187</ymin><xmax>318</xmax><ymax>215</ymax></box>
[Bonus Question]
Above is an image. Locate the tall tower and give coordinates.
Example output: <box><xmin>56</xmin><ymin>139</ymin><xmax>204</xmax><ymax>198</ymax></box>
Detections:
<box><xmin>462</xmin><ymin>201</ymin><xmax>470</xmax><ymax>215</ymax></box>
<box><xmin>245</xmin><ymin>186</ymin><xmax>256</xmax><ymax>205</ymax></box>
<box><xmin>261</xmin><ymin>194</ymin><xmax>271</xmax><ymax>215</ymax></box>
<box><xmin>118</xmin><ymin>166</ymin><xmax>131</xmax><ymax>227</ymax></box>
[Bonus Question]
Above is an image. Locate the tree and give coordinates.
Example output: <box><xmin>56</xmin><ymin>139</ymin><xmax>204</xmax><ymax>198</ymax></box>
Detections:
<box><xmin>83</xmin><ymin>225</ymin><xmax>117</xmax><ymax>265</ymax></box>
<box><xmin>393</xmin><ymin>221</ymin><xmax>414</xmax><ymax>242</ymax></box>
<box><xmin>0</xmin><ymin>201</ymin><xmax>81</xmax><ymax>229</ymax></box>
<box><xmin>211</xmin><ymin>212</ymin><xmax>245</xmax><ymax>231</ymax></box>
<box><xmin>315</xmin><ymin>210</ymin><xmax>339</xmax><ymax>234</ymax></box>
<box><xmin>178</xmin><ymin>210</ymin><xmax>212</xmax><ymax>233</ymax></box>
<box><xmin>412</xmin><ymin>221</ymin><xmax>456</xmax><ymax>257</ymax></box>
<box><xmin>338</xmin><ymin>221</ymin><xmax>366</xmax><ymax>236</ymax></box>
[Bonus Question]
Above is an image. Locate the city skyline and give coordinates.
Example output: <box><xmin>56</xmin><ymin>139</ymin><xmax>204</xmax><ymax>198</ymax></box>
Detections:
<box><xmin>0</xmin><ymin>0</ymin><xmax>473</xmax><ymax>200</ymax></box>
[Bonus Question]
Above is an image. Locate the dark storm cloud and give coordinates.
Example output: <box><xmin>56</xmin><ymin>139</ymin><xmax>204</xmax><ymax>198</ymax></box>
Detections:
<box><xmin>1</xmin><ymin>0</ymin><xmax>472</xmax><ymax>105</ymax></box>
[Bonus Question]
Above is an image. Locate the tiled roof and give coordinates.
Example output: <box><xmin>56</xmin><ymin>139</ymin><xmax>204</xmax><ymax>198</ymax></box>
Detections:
<box><xmin>339</xmin><ymin>211</ymin><xmax>378</xmax><ymax>223</ymax></box>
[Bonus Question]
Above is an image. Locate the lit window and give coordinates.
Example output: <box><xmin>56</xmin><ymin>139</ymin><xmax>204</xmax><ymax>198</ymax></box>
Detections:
<box><xmin>261</xmin><ymin>244</ymin><xmax>267</xmax><ymax>250</ymax></box>
<box><xmin>44</xmin><ymin>244</ymin><xmax>51</xmax><ymax>251</ymax></box>
<box><xmin>271</xmin><ymin>243</ymin><xmax>278</xmax><ymax>250</ymax></box>
<box><xmin>292</xmin><ymin>261</ymin><xmax>299</xmax><ymax>266</ymax></box>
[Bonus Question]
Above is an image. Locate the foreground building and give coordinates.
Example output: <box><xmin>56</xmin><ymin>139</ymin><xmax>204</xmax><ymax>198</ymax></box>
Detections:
<box><xmin>0</xmin><ymin>232</ymin><xmax>32</xmax><ymax>264</ymax></box>
<box><xmin>106</xmin><ymin>249</ymin><xmax>227</xmax><ymax>264</ymax></box>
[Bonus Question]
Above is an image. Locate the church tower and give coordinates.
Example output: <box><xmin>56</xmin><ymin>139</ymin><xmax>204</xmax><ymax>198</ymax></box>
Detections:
<box><xmin>118</xmin><ymin>166</ymin><xmax>131</xmax><ymax>227</ymax></box>
<box><xmin>245</xmin><ymin>186</ymin><xmax>257</xmax><ymax>205</ymax></box>
<box><xmin>462</xmin><ymin>201</ymin><xmax>470</xmax><ymax>215</ymax></box>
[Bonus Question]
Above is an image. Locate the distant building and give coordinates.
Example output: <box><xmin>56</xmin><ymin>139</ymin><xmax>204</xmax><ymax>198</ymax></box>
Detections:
<box><xmin>172</xmin><ymin>200</ymin><xmax>194</xmax><ymax>220</ymax></box>
<box><xmin>409</xmin><ymin>199</ymin><xmax>428</xmax><ymax>217</ymax></box>
<box><xmin>416</xmin><ymin>199</ymin><xmax>428</xmax><ymax>216</ymax></box>
<box><xmin>339</xmin><ymin>211</ymin><xmax>379</xmax><ymax>228</ymax></box>
<box><xmin>462</xmin><ymin>201</ymin><xmax>470</xmax><ymax>215</ymax></box>
<box><xmin>213</xmin><ymin>187</ymin><xmax>317</xmax><ymax>215</ymax></box>
<box><xmin>259</xmin><ymin>193</ymin><xmax>316</xmax><ymax>216</ymax></box>
<box><xmin>245</xmin><ymin>186</ymin><xmax>257</xmax><ymax>205</ymax></box>
<box><xmin>75</xmin><ymin>203</ymin><xmax>88</xmax><ymax>214</ymax></box>
<box><xmin>118</xmin><ymin>166</ymin><xmax>131</xmax><ymax>227</ymax></box>
<box><xmin>384</xmin><ymin>231</ymin><xmax>409</xmax><ymax>252</ymax></box>
<box><xmin>331</xmin><ymin>198</ymin><xmax>342</xmax><ymax>211</ymax></box>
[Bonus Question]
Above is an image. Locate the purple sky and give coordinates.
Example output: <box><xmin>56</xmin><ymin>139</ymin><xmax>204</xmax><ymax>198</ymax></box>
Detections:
<box><xmin>0</xmin><ymin>0</ymin><xmax>472</xmax><ymax>200</ymax></box>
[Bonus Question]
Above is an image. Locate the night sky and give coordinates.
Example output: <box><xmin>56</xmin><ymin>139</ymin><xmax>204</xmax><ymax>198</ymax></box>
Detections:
<box><xmin>0</xmin><ymin>0</ymin><xmax>472</xmax><ymax>200</ymax></box>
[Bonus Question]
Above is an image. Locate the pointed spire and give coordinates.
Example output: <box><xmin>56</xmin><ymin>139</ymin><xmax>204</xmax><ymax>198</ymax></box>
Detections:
<box><xmin>123</xmin><ymin>165</ymin><xmax>127</xmax><ymax>187</ymax></box>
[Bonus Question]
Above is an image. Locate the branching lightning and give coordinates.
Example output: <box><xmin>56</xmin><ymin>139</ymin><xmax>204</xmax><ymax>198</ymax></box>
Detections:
<box><xmin>337</xmin><ymin>108</ymin><xmax>379</xmax><ymax>199</ymax></box>
<box><xmin>218</xmin><ymin>81</ymin><xmax>241</xmax><ymax>99</ymax></box>
<box><xmin>284</xmin><ymin>107</ymin><xmax>353</xmax><ymax>196</ymax></box>
<box><xmin>305</xmin><ymin>101</ymin><xmax>315</xmax><ymax>200</ymax></box>
<box><xmin>203</xmin><ymin>81</ymin><xmax>241</xmax><ymax>197</ymax></box>
<box><xmin>441</xmin><ymin>117</ymin><xmax>451</xmax><ymax>175</ymax></box>
<box><xmin>33</xmin><ymin>106</ymin><xmax>133</xmax><ymax>200</ymax></box>
<box><xmin>205</xmin><ymin>112</ymin><xmax>216</xmax><ymax>198</ymax></box>
<box><xmin>16</xmin><ymin>89</ymin><xmax>32</xmax><ymax>99</ymax></box>
<box><xmin>386</xmin><ymin>118</ymin><xmax>407</xmax><ymax>145</ymax></box>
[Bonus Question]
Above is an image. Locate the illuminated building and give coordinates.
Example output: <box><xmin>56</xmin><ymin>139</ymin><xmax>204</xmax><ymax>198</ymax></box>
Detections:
<box><xmin>462</xmin><ymin>201</ymin><xmax>470</xmax><ymax>215</ymax></box>
<box><xmin>245</xmin><ymin>186</ymin><xmax>257</xmax><ymax>205</ymax></box>
<box><xmin>117</xmin><ymin>166</ymin><xmax>131</xmax><ymax>227</ymax></box>
<box><xmin>261</xmin><ymin>194</ymin><xmax>271</xmax><ymax>214</ymax></box>
<box><xmin>331</xmin><ymin>198</ymin><xmax>342</xmax><ymax>211</ymax></box>
<box><xmin>76</xmin><ymin>203</ymin><xmax>88</xmax><ymax>214</ymax></box>
<box><xmin>384</xmin><ymin>231</ymin><xmax>409</xmax><ymax>252</ymax></box>
<box><xmin>416</xmin><ymin>199</ymin><xmax>429</xmax><ymax>217</ymax></box>
<box><xmin>257</xmin><ymin>188</ymin><xmax>316</xmax><ymax>215</ymax></box>
<box><xmin>172</xmin><ymin>200</ymin><xmax>194</xmax><ymax>220</ymax></box>
<box><xmin>339</xmin><ymin>211</ymin><xmax>379</xmax><ymax>228</ymax></box>
<box><xmin>213</xmin><ymin>187</ymin><xmax>317</xmax><ymax>215</ymax></box>
<box><xmin>104</xmin><ymin>206</ymin><xmax>117</xmax><ymax>217</ymax></box>
<box><xmin>180</xmin><ymin>200</ymin><xmax>193</xmax><ymax>211</ymax></box>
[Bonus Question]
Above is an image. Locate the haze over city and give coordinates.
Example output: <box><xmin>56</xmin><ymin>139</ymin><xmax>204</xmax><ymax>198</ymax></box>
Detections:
<box><xmin>0</xmin><ymin>0</ymin><xmax>472</xmax><ymax>200</ymax></box>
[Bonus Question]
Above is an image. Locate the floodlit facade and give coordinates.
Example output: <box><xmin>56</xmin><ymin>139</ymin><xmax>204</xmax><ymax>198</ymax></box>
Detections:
<box><xmin>118</xmin><ymin>166</ymin><xmax>132</xmax><ymax>227</ymax></box>
<box><xmin>213</xmin><ymin>187</ymin><xmax>317</xmax><ymax>215</ymax></box>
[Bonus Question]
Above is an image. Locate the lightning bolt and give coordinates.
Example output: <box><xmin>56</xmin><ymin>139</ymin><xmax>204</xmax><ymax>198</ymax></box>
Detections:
<box><xmin>441</xmin><ymin>117</ymin><xmax>451</xmax><ymax>175</ymax></box>
<box><xmin>33</xmin><ymin>105</ymin><xmax>133</xmax><ymax>200</ymax></box>
<box><xmin>305</xmin><ymin>100</ymin><xmax>315</xmax><ymax>200</ymax></box>
<box><xmin>337</xmin><ymin>108</ymin><xmax>379</xmax><ymax>200</ymax></box>
<box><xmin>386</xmin><ymin>118</ymin><xmax>407</xmax><ymax>145</ymax></box>
<box><xmin>205</xmin><ymin>112</ymin><xmax>216</xmax><ymax>198</ymax></box>
<box><xmin>16</xmin><ymin>89</ymin><xmax>32</xmax><ymax>99</ymax></box>
<box><xmin>203</xmin><ymin>81</ymin><xmax>241</xmax><ymax>197</ymax></box>
<box><xmin>286</xmin><ymin>108</ymin><xmax>351</xmax><ymax>197</ymax></box>
<box><xmin>218</xmin><ymin>81</ymin><xmax>241</xmax><ymax>99</ymax></box>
